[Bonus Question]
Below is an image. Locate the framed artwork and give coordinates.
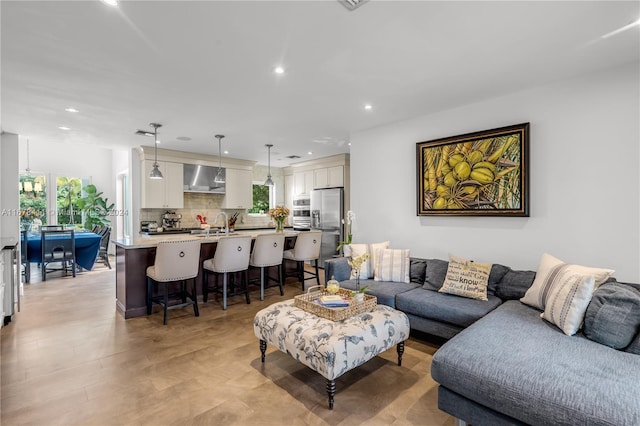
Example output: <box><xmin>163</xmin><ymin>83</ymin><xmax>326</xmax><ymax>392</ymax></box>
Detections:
<box><xmin>416</xmin><ymin>123</ymin><xmax>529</xmax><ymax>216</ymax></box>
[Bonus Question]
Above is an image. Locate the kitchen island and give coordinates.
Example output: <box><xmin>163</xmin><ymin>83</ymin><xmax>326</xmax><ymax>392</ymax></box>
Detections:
<box><xmin>114</xmin><ymin>230</ymin><xmax>299</xmax><ymax>318</ymax></box>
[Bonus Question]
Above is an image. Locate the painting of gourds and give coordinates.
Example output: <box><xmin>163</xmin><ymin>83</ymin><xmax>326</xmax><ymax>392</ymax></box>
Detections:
<box><xmin>416</xmin><ymin>123</ymin><xmax>529</xmax><ymax>216</ymax></box>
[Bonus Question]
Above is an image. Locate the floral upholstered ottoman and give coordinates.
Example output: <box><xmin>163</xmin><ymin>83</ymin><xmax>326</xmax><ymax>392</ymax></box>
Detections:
<box><xmin>253</xmin><ymin>299</ymin><xmax>410</xmax><ymax>409</ymax></box>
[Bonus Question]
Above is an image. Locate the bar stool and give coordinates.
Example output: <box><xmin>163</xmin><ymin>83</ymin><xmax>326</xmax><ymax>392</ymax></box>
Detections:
<box><xmin>283</xmin><ymin>231</ymin><xmax>322</xmax><ymax>290</ymax></box>
<box><xmin>250</xmin><ymin>233</ymin><xmax>285</xmax><ymax>301</ymax></box>
<box><xmin>203</xmin><ymin>236</ymin><xmax>252</xmax><ymax>310</ymax></box>
<box><xmin>146</xmin><ymin>239</ymin><xmax>201</xmax><ymax>325</ymax></box>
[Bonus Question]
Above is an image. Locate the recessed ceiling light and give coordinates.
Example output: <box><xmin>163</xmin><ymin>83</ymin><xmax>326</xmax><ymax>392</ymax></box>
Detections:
<box><xmin>308</xmin><ymin>151</ymin><xmax>313</xmax><ymax>155</ymax></box>
<box><xmin>274</xmin><ymin>66</ymin><xmax>285</xmax><ymax>75</ymax></box>
<box><xmin>348</xmin><ymin>142</ymin><xmax>352</xmax><ymax>146</ymax></box>
<box><xmin>58</xmin><ymin>126</ymin><xmax>70</xmax><ymax>130</ymax></box>
<box><xmin>223</xmin><ymin>150</ymin><xmax>229</xmax><ymax>155</ymax></box>
<box><xmin>364</xmin><ymin>104</ymin><xmax>372</xmax><ymax>110</ymax></box>
<box><xmin>65</xmin><ymin>107</ymin><xmax>79</xmax><ymax>113</ymax></box>
<box><xmin>101</xmin><ymin>0</ymin><xmax>118</xmax><ymax>7</ymax></box>
<box><xmin>155</xmin><ymin>140</ymin><xmax>161</xmax><ymax>144</ymax></box>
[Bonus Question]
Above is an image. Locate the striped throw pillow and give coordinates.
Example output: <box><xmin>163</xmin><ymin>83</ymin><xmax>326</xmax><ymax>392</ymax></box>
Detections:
<box><xmin>521</xmin><ymin>253</ymin><xmax>614</xmax><ymax>310</ymax></box>
<box><xmin>541</xmin><ymin>273</ymin><xmax>596</xmax><ymax>335</ymax></box>
<box><xmin>374</xmin><ymin>249</ymin><xmax>410</xmax><ymax>283</ymax></box>
<box><xmin>348</xmin><ymin>241</ymin><xmax>390</xmax><ymax>279</ymax></box>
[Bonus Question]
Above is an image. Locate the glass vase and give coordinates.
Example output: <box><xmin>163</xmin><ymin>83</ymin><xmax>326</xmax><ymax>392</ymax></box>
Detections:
<box><xmin>275</xmin><ymin>218</ymin><xmax>284</xmax><ymax>232</ymax></box>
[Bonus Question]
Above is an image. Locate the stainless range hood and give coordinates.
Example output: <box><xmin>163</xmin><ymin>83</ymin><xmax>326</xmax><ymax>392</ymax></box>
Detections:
<box><xmin>183</xmin><ymin>164</ymin><xmax>225</xmax><ymax>194</ymax></box>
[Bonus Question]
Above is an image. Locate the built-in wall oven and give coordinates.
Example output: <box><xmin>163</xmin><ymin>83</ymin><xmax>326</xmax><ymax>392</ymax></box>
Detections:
<box><xmin>292</xmin><ymin>195</ymin><xmax>311</xmax><ymax>230</ymax></box>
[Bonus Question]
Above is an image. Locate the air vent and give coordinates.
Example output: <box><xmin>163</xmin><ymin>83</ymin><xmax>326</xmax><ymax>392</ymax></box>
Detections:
<box><xmin>339</xmin><ymin>0</ymin><xmax>369</xmax><ymax>11</ymax></box>
<box><xmin>286</xmin><ymin>155</ymin><xmax>301</xmax><ymax>159</ymax></box>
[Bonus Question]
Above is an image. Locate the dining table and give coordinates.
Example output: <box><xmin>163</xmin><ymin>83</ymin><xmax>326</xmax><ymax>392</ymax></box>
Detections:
<box><xmin>25</xmin><ymin>230</ymin><xmax>102</xmax><ymax>271</ymax></box>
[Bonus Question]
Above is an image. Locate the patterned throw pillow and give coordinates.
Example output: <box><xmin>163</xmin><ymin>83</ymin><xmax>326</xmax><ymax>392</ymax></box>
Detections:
<box><xmin>374</xmin><ymin>249</ymin><xmax>410</xmax><ymax>283</ymax></box>
<box><xmin>438</xmin><ymin>254</ymin><xmax>492</xmax><ymax>301</ymax></box>
<box><xmin>541</xmin><ymin>274</ymin><xmax>596</xmax><ymax>336</ymax></box>
<box><xmin>520</xmin><ymin>253</ymin><xmax>614</xmax><ymax>310</ymax></box>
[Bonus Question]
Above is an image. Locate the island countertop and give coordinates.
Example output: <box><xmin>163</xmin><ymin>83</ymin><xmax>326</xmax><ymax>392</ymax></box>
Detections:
<box><xmin>114</xmin><ymin>229</ymin><xmax>300</xmax><ymax>249</ymax></box>
<box><xmin>114</xmin><ymin>230</ymin><xmax>302</xmax><ymax>319</ymax></box>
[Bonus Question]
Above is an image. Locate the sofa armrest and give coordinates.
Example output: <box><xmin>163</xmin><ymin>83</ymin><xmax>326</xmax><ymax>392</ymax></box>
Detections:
<box><xmin>324</xmin><ymin>257</ymin><xmax>351</xmax><ymax>284</ymax></box>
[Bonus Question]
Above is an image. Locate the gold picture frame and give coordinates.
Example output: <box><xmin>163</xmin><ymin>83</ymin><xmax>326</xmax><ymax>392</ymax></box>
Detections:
<box><xmin>416</xmin><ymin>123</ymin><xmax>529</xmax><ymax>216</ymax></box>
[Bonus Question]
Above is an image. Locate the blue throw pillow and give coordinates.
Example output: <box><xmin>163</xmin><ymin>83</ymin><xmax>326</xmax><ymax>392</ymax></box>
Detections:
<box><xmin>583</xmin><ymin>281</ymin><xmax>640</xmax><ymax>350</ymax></box>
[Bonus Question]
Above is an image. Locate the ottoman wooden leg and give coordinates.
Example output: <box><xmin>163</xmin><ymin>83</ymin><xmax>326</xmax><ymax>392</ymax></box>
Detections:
<box><xmin>326</xmin><ymin>379</ymin><xmax>336</xmax><ymax>409</ymax></box>
<box><xmin>397</xmin><ymin>341</ymin><xmax>405</xmax><ymax>366</ymax></box>
<box><xmin>260</xmin><ymin>339</ymin><xmax>267</xmax><ymax>363</ymax></box>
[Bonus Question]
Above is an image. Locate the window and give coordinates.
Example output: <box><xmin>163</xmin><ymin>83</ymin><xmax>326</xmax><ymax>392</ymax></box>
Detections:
<box><xmin>19</xmin><ymin>174</ymin><xmax>48</xmax><ymax>227</ymax></box>
<box><xmin>56</xmin><ymin>176</ymin><xmax>85</xmax><ymax>225</ymax></box>
<box><xmin>248</xmin><ymin>183</ymin><xmax>274</xmax><ymax>214</ymax></box>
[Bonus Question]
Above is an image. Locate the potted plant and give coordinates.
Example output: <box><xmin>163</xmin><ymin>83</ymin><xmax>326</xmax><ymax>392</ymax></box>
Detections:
<box><xmin>77</xmin><ymin>184</ymin><xmax>115</xmax><ymax>230</ymax></box>
<box><xmin>351</xmin><ymin>285</ymin><xmax>370</xmax><ymax>303</ymax></box>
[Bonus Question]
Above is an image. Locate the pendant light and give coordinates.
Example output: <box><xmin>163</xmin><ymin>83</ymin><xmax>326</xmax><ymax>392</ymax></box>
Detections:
<box><xmin>149</xmin><ymin>123</ymin><xmax>163</xmax><ymax>179</ymax></box>
<box><xmin>214</xmin><ymin>134</ymin><xmax>225</xmax><ymax>184</ymax></box>
<box><xmin>264</xmin><ymin>144</ymin><xmax>274</xmax><ymax>186</ymax></box>
<box><xmin>25</xmin><ymin>138</ymin><xmax>32</xmax><ymax>176</ymax></box>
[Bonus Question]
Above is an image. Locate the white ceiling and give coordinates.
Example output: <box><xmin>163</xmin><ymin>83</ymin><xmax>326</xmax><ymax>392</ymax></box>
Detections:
<box><xmin>2</xmin><ymin>1</ymin><xmax>638</xmax><ymax>166</ymax></box>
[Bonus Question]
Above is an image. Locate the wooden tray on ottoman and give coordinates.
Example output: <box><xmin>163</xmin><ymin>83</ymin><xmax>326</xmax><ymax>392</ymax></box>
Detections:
<box><xmin>294</xmin><ymin>287</ymin><xmax>377</xmax><ymax>321</ymax></box>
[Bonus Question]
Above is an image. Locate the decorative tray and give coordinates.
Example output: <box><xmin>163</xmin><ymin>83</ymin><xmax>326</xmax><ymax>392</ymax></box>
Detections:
<box><xmin>294</xmin><ymin>287</ymin><xmax>377</xmax><ymax>321</ymax></box>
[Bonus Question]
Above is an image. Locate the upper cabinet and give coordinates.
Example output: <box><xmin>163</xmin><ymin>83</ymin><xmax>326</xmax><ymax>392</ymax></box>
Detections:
<box><xmin>142</xmin><ymin>161</ymin><xmax>184</xmax><ymax>209</ymax></box>
<box><xmin>313</xmin><ymin>165</ymin><xmax>344</xmax><ymax>189</ymax></box>
<box><xmin>221</xmin><ymin>168</ymin><xmax>252</xmax><ymax>209</ymax></box>
<box><xmin>293</xmin><ymin>170</ymin><xmax>314</xmax><ymax>196</ymax></box>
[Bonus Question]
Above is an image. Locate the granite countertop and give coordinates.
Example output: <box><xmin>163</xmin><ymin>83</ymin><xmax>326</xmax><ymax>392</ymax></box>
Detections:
<box><xmin>115</xmin><ymin>229</ymin><xmax>299</xmax><ymax>249</ymax></box>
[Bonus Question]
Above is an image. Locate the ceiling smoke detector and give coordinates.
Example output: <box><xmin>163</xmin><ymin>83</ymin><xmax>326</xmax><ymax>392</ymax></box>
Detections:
<box><xmin>339</xmin><ymin>0</ymin><xmax>369</xmax><ymax>11</ymax></box>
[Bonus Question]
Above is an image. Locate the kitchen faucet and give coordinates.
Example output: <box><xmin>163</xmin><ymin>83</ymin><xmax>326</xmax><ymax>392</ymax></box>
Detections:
<box><xmin>214</xmin><ymin>212</ymin><xmax>229</xmax><ymax>236</ymax></box>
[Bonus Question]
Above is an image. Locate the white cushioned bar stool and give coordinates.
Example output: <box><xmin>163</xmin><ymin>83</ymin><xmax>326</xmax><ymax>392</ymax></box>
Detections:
<box><xmin>249</xmin><ymin>233</ymin><xmax>285</xmax><ymax>301</ymax></box>
<box><xmin>283</xmin><ymin>230</ymin><xmax>322</xmax><ymax>291</ymax></box>
<box><xmin>203</xmin><ymin>235</ymin><xmax>252</xmax><ymax>310</ymax></box>
<box><xmin>146</xmin><ymin>239</ymin><xmax>201</xmax><ymax>325</ymax></box>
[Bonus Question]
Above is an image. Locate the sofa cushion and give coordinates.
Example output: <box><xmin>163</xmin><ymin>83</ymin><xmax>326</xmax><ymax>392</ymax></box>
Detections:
<box><xmin>494</xmin><ymin>269</ymin><xmax>536</xmax><ymax>300</ymax></box>
<box><xmin>396</xmin><ymin>287</ymin><xmax>502</xmax><ymax>328</ymax></box>
<box><xmin>431</xmin><ymin>300</ymin><xmax>640</xmax><ymax>426</ymax></box>
<box><xmin>439</xmin><ymin>254</ymin><xmax>492</xmax><ymax>301</ymax></box>
<box><xmin>338</xmin><ymin>279</ymin><xmax>419</xmax><ymax>309</ymax></box>
<box><xmin>487</xmin><ymin>264</ymin><xmax>510</xmax><ymax>295</ymax></box>
<box><xmin>347</xmin><ymin>241</ymin><xmax>389</xmax><ymax>279</ymax></box>
<box><xmin>409</xmin><ymin>257</ymin><xmax>427</xmax><ymax>285</ymax></box>
<box><xmin>583</xmin><ymin>281</ymin><xmax>640</xmax><ymax>349</ymax></box>
<box><xmin>626</xmin><ymin>332</ymin><xmax>640</xmax><ymax>355</ymax></box>
<box><xmin>423</xmin><ymin>258</ymin><xmax>449</xmax><ymax>291</ymax></box>
<box><xmin>521</xmin><ymin>253</ymin><xmax>614</xmax><ymax>310</ymax></box>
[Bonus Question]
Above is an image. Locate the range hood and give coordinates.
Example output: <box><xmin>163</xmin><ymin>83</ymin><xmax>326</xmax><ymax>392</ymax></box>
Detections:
<box><xmin>183</xmin><ymin>164</ymin><xmax>225</xmax><ymax>194</ymax></box>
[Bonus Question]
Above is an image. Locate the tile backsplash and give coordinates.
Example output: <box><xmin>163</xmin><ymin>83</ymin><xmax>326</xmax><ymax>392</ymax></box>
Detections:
<box><xmin>139</xmin><ymin>193</ymin><xmax>284</xmax><ymax>229</ymax></box>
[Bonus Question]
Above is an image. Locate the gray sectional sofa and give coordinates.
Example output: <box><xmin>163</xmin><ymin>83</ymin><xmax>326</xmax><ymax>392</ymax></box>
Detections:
<box><xmin>324</xmin><ymin>256</ymin><xmax>640</xmax><ymax>425</ymax></box>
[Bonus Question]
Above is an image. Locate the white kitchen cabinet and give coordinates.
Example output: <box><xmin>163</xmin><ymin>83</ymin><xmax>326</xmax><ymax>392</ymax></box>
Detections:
<box><xmin>222</xmin><ymin>168</ymin><xmax>253</xmax><ymax>209</ymax></box>
<box><xmin>313</xmin><ymin>165</ymin><xmax>344</xmax><ymax>189</ymax></box>
<box><xmin>293</xmin><ymin>170</ymin><xmax>314</xmax><ymax>196</ymax></box>
<box><xmin>142</xmin><ymin>161</ymin><xmax>184</xmax><ymax>209</ymax></box>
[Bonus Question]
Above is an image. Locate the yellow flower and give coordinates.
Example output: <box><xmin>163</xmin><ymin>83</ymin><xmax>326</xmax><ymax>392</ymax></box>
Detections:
<box><xmin>348</xmin><ymin>253</ymin><xmax>370</xmax><ymax>270</ymax></box>
<box><xmin>268</xmin><ymin>205</ymin><xmax>290</xmax><ymax>220</ymax></box>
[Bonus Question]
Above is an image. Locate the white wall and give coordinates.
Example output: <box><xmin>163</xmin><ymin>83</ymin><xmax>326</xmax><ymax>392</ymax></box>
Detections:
<box><xmin>350</xmin><ymin>63</ymin><xmax>640</xmax><ymax>282</ymax></box>
<box><xmin>1</xmin><ymin>133</ymin><xmax>20</xmax><ymax>240</ymax></box>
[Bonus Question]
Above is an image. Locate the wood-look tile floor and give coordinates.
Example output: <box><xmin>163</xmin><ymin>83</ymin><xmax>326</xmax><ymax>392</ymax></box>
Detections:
<box><xmin>1</xmin><ymin>262</ymin><xmax>454</xmax><ymax>426</ymax></box>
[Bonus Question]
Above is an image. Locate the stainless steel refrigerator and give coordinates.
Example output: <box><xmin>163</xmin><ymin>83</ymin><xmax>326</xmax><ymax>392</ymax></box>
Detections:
<box><xmin>310</xmin><ymin>188</ymin><xmax>344</xmax><ymax>267</ymax></box>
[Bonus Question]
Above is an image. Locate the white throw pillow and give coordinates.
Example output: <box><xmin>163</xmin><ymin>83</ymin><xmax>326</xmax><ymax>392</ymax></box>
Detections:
<box><xmin>521</xmin><ymin>253</ymin><xmax>614</xmax><ymax>310</ymax></box>
<box><xmin>374</xmin><ymin>249</ymin><xmax>410</xmax><ymax>283</ymax></box>
<box><xmin>348</xmin><ymin>241</ymin><xmax>390</xmax><ymax>279</ymax></box>
<box><xmin>541</xmin><ymin>273</ymin><xmax>596</xmax><ymax>336</ymax></box>
<box><xmin>438</xmin><ymin>254</ymin><xmax>491</xmax><ymax>301</ymax></box>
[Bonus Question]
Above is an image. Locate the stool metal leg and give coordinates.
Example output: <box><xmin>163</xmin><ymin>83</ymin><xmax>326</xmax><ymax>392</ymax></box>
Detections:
<box><xmin>222</xmin><ymin>272</ymin><xmax>228</xmax><ymax>310</ymax></box>
<box><xmin>260</xmin><ymin>266</ymin><xmax>265</xmax><ymax>301</ymax></box>
<box><xmin>314</xmin><ymin>259</ymin><xmax>320</xmax><ymax>286</ymax></box>
<box><xmin>278</xmin><ymin>263</ymin><xmax>284</xmax><ymax>296</ymax></box>
<box><xmin>163</xmin><ymin>282</ymin><xmax>169</xmax><ymax>325</ymax></box>
<box><xmin>203</xmin><ymin>269</ymin><xmax>209</xmax><ymax>303</ymax></box>
<box><xmin>191</xmin><ymin>278</ymin><xmax>199</xmax><ymax>317</ymax></box>
<box><xmin>146</xmin><ymin>277</ymin><xmax>153</xmax><ymax>315</ymax></box>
